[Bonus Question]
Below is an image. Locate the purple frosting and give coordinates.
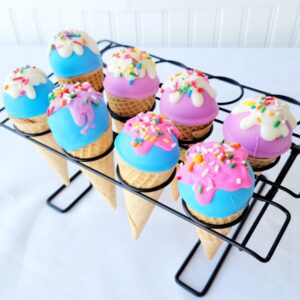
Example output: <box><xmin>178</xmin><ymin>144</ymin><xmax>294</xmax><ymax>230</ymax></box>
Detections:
<box><xmin>103</xmin><ymin>71</ymin><xmax>160</xmax><ymax>99</ymax></box>
<box><xmin>223</xmin><ymin>112</ymin><xmax>293</xmax><ymax>158</ymax></box>
<box><xmin>159</xmin><ymin>90</ymin><xmax>219</xmax><ymax>126</ymax></box>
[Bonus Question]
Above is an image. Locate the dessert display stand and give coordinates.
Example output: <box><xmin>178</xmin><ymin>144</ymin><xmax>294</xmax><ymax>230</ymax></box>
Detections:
<box><xmin>1</xmin><ymin>40</ymin><xmax>300</xmax><ymax>297</ymax></box>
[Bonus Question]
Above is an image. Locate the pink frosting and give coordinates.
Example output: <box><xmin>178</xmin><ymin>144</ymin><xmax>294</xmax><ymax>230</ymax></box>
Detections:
<box><xmin>48</xmin><ymin>82</ymin><xmax>101</xmax><ymax>134</ymax></box>
<box><xmin>103</xmin><ymin>71</ymin><xmax>160</xmax><ymax>99</ymax></box>
<box><xmin>159</xmin><ymin>90</ymin><xmax>219</xmax><ymax>126</ymax></box>
<box><xmin>123</xmin><ymin>112</ymin><xmax>180</xmax><ymax>155</ymax></box>
<box><xmin>177</xmin><ymin>141</ymin><xmax>252</xmax><ymax>205</ymax></box>
<box><xmin>223</xmin><ymin>112</ymin><xmax>293</xmax><ymax>158</ymax></box>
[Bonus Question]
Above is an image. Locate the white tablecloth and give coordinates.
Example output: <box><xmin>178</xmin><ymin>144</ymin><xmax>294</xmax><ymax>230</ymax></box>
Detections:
<box><xmin>0</xmin><ymin>46</ymin><xmax>300</xmax><ymax>300</ymax></box>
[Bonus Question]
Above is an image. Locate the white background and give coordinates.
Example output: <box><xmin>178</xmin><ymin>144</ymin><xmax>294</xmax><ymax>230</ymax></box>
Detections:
<box><xmin>1</xmin><ymin>0</ymin><xmax>300</xmax><ymax>47</ymax></box>
<box><xmin>0</xmin><ymin>45</ymin><xmax>300</xmax><ymax>300</ymax></box>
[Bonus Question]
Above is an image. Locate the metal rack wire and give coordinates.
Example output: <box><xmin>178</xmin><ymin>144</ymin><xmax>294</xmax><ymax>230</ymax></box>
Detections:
<box><xmin>0</xmin><ymin>39</ymin><xmax>299</xmax><ymax>297</ymax></box>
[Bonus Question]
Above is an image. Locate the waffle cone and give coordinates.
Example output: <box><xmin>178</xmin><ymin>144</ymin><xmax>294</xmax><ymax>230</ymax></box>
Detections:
<box><xmin>10</xmin><ymin>114</ymin><xmax>69</xmax><ymax>185</ymax></box>
<box><xmin>117</xmin><ymin>156</ymin><xmax>174</xmax><ymax>239</ymax></box>
<box><xmin>247</xmin><ymin>155</ymin><xmax>276</xmax><ymax>170</ymax></box>
<box><xmin>174</xmin><ymin>122</ymin><xmax>213</xmax><ymax>161</ymax></box>
<box><xmin>106</xmin><ymin>92</ymin><xmax>155</xmax><ymax>133</ymax></box>
<box><xmin>56</xmin><ymin>67</ymin><xmax>103</xmax><ymax>91</ymax></box>
<box><xmin>114</xmin><ymin>119</ymin><xmax>125</xmax><ymax>133</ymax></box>
<box><xmin>188</xmin><ymin>207</ymin><xmax>242</xmax><ymax>260</ymax></box>
<box><xmin>170</xmin><ymin>164</ymin><xmax>180</xmax><ymax>201</ymax></box>
<box><xmin>69</xmin><ymin>119</ymin><xmax>116</xmax><ymax>209</ymax></box>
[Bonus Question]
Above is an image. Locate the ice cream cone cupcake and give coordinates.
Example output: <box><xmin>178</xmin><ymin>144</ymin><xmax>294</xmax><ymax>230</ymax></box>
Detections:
<box><xmin>223</xmin><ymin>96</ymin><xmax>297</xmax><ymax>170</ymax></box>
<box><xmin>115</xmin><ymin>112</ymin><xmax>180</xmax><ymax>239</ymax></box>
<box><xmin>47</xmin><ymin>82</ymin><xmax>116</xmax><ymax>208</ymax></box>
<box><xmin>48</xmin><ymin>29</ymin><xmax>103</xmax><ymax>91</ymax></box>
<box><xmin>103</xmin><ymin>48</ymin><xmax>160</xmax><ymax>132</ymax></box>
<box><xmin>160</xmin><ymin>69</ymin><xmax>218</xmax><ymax>161</ymax></box>
<box><xmin>3</xmin><ymin>65</ymin><xmax>69</xmax><ymax>185</ymax></box>
<box><xmin>177</xmin><ymin>141</ymin><xmax>255</xmax><ymax>260</ymax></box>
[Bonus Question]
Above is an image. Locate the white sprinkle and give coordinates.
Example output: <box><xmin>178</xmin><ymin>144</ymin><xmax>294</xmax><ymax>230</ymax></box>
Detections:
<box><xmin>226</xmin><ymin>160</ymin><xmax>230</xmax><ymax>164</ymax></box>
<box><xmin>171</xmin><ymin>143</ymin><xmax>176</xmax><ymax>148</ymax></box>
<box><xmin>201</xmin><ymin>168</ymin><xmax>209</xmax><ymax>178</ymax></box>
<box><xmin>236</xmin><ymin>178</ymin><xmax>242</xmax><ymax>184</ymax></box>
<box><xmin>201</xmin><ymin>146</ymin><xmax>208</xmax><ymax>154</ymax></box>
<box><xmin>196</xmin><ymin>145</ymin><xmax>201</xmax><ymax>153</ymax></box>
<box><xmin>214</xmin><ymin>165</ymin><xmax>219</xmax><ymax>172</ymax></box>
<box><xmin>91</xmin><ymin>95</ymin><xmax>97</xmax><ymax>100</ymax></box>
<box><xmin>206</xmin><ymin>185</ymin><xmax>213</xmax><ymax>192</ymax></box>
<box><xmin>209</xmin><ymin>161</ymin><xmax>215</xmax><ymax>166</ymax></box>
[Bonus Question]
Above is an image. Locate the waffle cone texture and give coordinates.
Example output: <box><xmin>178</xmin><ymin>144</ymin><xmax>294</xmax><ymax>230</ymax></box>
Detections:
<box><xmin>247</xmin><ymin>155</ymin><xmax>276</xmax><ymax>170</ymax></box>
<box><xmin>69</xmin><ymin>118</ymin><xmax>116</xmax><ymax>209</ymax></box>
<box><xmin>10</xmin><ymin>114</ymin><xmax>69</xmax><ymax>185</ymax></box>
<box><xmin>56</xmin><ymin>67</ymin><xmax>103</xmax><ymax>91</ymax></box>
<box><xmin>106</xmin><ymin>91</ymin><xmax>156</xmax><ymax>132</ymax></box>
<box><xmin>175</xmin><ymin>122</ymin><xmax>213</xmax><ymax>161</ymax></box>
<box><xmin>117</xmin><ymin>156</ymin><xmax>174</xmax><ymax>240</ymax></box>
<box><xmin>188</xmin><ymin>206</ymin><xmax>242</xmax><ymax>260</ymax></box>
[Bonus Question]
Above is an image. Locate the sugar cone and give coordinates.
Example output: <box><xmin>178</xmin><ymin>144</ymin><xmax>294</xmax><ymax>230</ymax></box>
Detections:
<box><xmin>106</xmin><ymin>92</ymin><xmax>155</xmax><ymax>133</ymax></box>
<box><xmin>247</xmin><ymin>155</ymin><xmax>276</xmax><ymax>170</ymax></box>
<box><xmin>56</xmin><ymin>67</ymin><xmax>103</xmax><ymax>91</ymax></box>
<box><xmin>174</xmin><ymin>122</ymin><xmax>213</xmax><ymax>161</ymax></box>
<box><xmin>10</xmin><ymin>114</ymin><xmax>69</xmax><ymax>185</ymax></box>
<box><xmin>170</xmin><ymin>164</ymin><xmax>180</xmax><ymax>201</ymax></box>
<box><xmin>189</xmin><ymin>207</ymin><xmax>242</xmax><ymax>260</ymax></box>
<box><xmin>117</xmin><ymin>156</ymin><xmax>174</xmax><ymax>239</ymax></box>
<box><xmin>69</xmin><ymin>119</ymin><xmax>116</xmax><ymax>209</ymax></box>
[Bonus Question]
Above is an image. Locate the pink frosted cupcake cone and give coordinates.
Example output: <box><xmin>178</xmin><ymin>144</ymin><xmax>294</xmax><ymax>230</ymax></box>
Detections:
<box><xmin>223</xmin><ymin>96</ymin><xmax>297</xmax><ymax>170</ymax></box>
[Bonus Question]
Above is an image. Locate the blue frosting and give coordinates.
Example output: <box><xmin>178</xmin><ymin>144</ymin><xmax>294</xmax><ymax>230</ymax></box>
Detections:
<box><xmin>48</xmin><ymin>99</ymin><xmax>109</xmax><ymax>152</ymax></box>
<box><xmin>3</xmin><ymin>79</ymin><xmax>54</xmax><ymax>118</ymax></box>
<box><xmin>49</xmin><ymin>46</ymin><xmax>102</xmax><ymax>78</ymax></box>
<box><xmin>115</xmin><ymin>132</ymin><xmax>180</xmax><ymax>172</ymax></box>
<box><xmin>178</xmin><ymin>165</ymin><xmax>255</xmax><ymax>218</ymax></box>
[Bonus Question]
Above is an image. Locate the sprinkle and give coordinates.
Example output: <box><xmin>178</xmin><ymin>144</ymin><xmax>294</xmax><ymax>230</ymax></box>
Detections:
<box><xmin>236</xmin><ymin>178</ymin><xmax>242</xmax><ymax>184</ymax></box>
<box><xmin>194</xmin><ymin>154</ymin><xmax>203</xmax><ymax>163</ymax></box>
<box><xmin>135</xmin><ymin>138</ymin><xmax>144</xmax><ymax>143</ymax></box>
<box><xmin>230</xmin><ymin>143</ymin><xmax>240</xmax><ymax>149</ymax></box>
<box><xmin>214</xmin><ymin>165</ymin><xmax>219</xmax><ymax>172</ymax></box>
<box><xmin>269</xmin><ymin>111</ymin><xmax>274</xmax><ymax>117</ymax></box>
<box><xmin>198</xmin><ymin>185</ymin><xmax>203</xmax><ymax>194</ymax></box>
<box><xmin>227</xmin><ymin>154</ymin><xmax>234</xmax><ymax>160</ymax></box>
<box><xmin>150</xmin><ymin>136</ymin><xmax>156</xmax><ymax>142</ymax></box>
<box><xmin>187</xmin><ymin>89</ymin><xmax>192</xmax><ymax>97</ymax></box>
<box><xmin>206</xmin><ymin>185</ymin><xmax>213</xmax><ymax>192</ymax></box>
<box><xmin>163</xmin><ymin>138</ymin><xmax>169</xmax><ymax>143</ymax></box>
<box><xmin>201</xmin><ymin>168</ymin><xmax>209</xmax><ymax>178</ymax></box>
<box><xmin>19</xmin><ymin>90</ymin><xmax>26</xmax><ymax>95</ymax></box>
<box><xmin>177</xmin><ymin>176</ymin><xmax>182</xmax><ymax>180</ymax></box>
<box><xmin>273</xmin><ymin>120</ymin><xmax>281</xmax><ymax>128</ymax></box>
<box><xmin>70</xmin><ymin>93</ymin><xmax>77</xmax><ymax>98</ymax></box>
<box><xmin>257</xmin><ymin>117</ymin><xmax>261</xmax><ymax>123</ymax></box>
<box><xmin>188</xmin><ymin>162</ymin><xmax>195</xmax><ymax>172</ymax></box>
<box><xmin>230</xmin><ymin>163</ymin><xmax>236</xmax><ymax>169</ymax></box>
<box><xmin>83</xmin><ymin>98</ymin><xmax>88</xmax><ymax>104</ymax></box>
<box><xmin>129</xmin><ymin>79</ymin><xmax>134</xmax><ymax>85</ymax></box>
<box><xmin>137</xmin><ymin>62</ymin><xmax>142</xmax><ymax>69</ymax></box>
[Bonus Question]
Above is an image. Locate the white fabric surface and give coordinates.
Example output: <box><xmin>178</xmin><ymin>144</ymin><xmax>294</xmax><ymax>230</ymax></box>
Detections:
<box><xmin>0</xmin><ymin>46</ymin><xmax>300</xmax><ymax>300</ymax></box>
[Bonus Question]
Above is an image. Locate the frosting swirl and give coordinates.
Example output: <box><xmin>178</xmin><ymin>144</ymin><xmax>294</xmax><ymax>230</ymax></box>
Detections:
<box><xmin>48</xmin><ymin>29</ymin><xmax>99</xmax><ymax>58</ymax></box>
<box><xmin>47</xmin><ymin>82</ymin><xmax>102</xmax><ymax>134</ymax></box>
<box><xmin>3</xmin><ymin>65</ymin><xmax>47</xmax><ymax>99</ymax></box>
<box><xmin>107</xmin><ymin>48</ymin><xmax>157</xmax><ymax>84</ymax></box>
<box><xmin>160</xmin><ymin>69</ymin><xmax>216</xmax><ymax>107</ymax></box>
<box><xmin>177</xmin><ymin>141</ymin><xmax>253</xmax><ymax>205</ymax></box>
<box><xmin>232</xmin><ymin>96</ymin><xmax>297</xmax><ymax>141</ymax></box>
<box><xmin>123</xmin><ymin>112</ymin><xmax>180</xmax><ymax>155</ymax></box>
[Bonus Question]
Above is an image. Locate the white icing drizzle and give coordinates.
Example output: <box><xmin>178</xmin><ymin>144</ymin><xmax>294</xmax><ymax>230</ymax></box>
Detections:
<box><xmin>232</xmin><ymin>96</ymin><xmax>297</xmax><ymax>141</ymax></box>
<box><xmin>3</xmin><ymin>66</ymin><xmax>47</xmax><ymax>99</ymax></box>
<box><xmin>160</xmin><ymin>69</ymin><xmax>216</xmax><ymax>107</ymax></box>
<box><xmin>48</xmin><ymin>29</ymin><xmax>99</xmax><ymax>58</ymax></box>
<box><xmin>107</xmin><ymin>48</ymin><xmax>157</xmax><ymax>84</ymax></box>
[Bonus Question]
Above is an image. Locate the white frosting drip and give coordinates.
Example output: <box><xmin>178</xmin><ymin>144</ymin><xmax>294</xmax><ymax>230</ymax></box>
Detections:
<box><xmin>3</xmin><ymin>66</ymin><xmax>47</xmax><ymax>99</ymax></box>
<box><xmin>232</xmin><ymin>96</ymin><xmax>297</xmax><ymax>141</ymax></box>
<box><xmin>107</xmin><ymin>48</ymin><xmax>157</xmax><ymax>82</ymax></box>
<box><xmin>48</xmin><ymin>29</ymin><xmax>99</xmax><ymax>58</ymax></box>
<box><xmin>161</xmin><ymin>70</ymin><xmax>216</xmax><ymax>107</ymax></box>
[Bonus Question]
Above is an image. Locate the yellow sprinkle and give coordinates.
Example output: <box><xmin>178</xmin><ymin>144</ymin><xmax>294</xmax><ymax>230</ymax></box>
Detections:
<box><xmin>257</xmin><ymin>117</ymin><xmax>261</xmax><ymax>123</ymax></box>
<box><xmin>194</xmin><ymin>154</ymin><xmax>203</xmax><ymax>163</ymax></box>
<box><xmin>200</xmin><ymin>162</ymin><xmax>206</xmax><ymax>166</ymax></box>
<box><xmin>144</xmin><ymin>135</ymin><xmax>150</xmax><ymax>140</ymax></box>
<box><xmin>134</xmin><ymin>122</ymin><xmax>139</xmax><ymax>127</ymax></box>
<box><xmin>269</xmin><ymin>111</ymin><xmax>274</xmax><ymax>117</ymax></box>
<box><xmin>150</xmin><ymin>136</ymin><xmax>156</xmax><ymax>142</ymax></box>
<box><xmin>163</xmin><ymin>138</ymin><xmax>169</xmax><ymax>143</ymax></box>
<box><xmin>246</xmin><ymin>101</ymin><xmax>256</xmax><ymax>106</ymax></box>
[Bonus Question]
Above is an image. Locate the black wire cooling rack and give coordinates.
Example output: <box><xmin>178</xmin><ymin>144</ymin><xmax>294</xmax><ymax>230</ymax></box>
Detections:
<box><xmin>1</xmin><ymin>39</ymin><xmax>300</xmax><ymax>297</ymax></box>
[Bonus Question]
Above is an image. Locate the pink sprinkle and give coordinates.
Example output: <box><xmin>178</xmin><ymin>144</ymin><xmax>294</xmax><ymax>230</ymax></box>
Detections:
<box><xmin>22</xmin><ymin>78</ymin><xmax>29</xmax><ymax>85</ymax></box>
<box><xmin>20</xmin><ymin>90</ymin><xmax>26</xmax><ymax>95</ymax></box>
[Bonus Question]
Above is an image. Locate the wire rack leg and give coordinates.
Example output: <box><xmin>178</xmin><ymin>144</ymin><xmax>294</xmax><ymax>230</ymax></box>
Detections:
<box><xmin>175</xmin><ymin>179</ymin><xmax>268</xmax><ymax>297</ymax></box>
<box><xmin>46</xmin><ymin>170</ymin><xmax>93</xmax><ymax>213</ymax></box>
